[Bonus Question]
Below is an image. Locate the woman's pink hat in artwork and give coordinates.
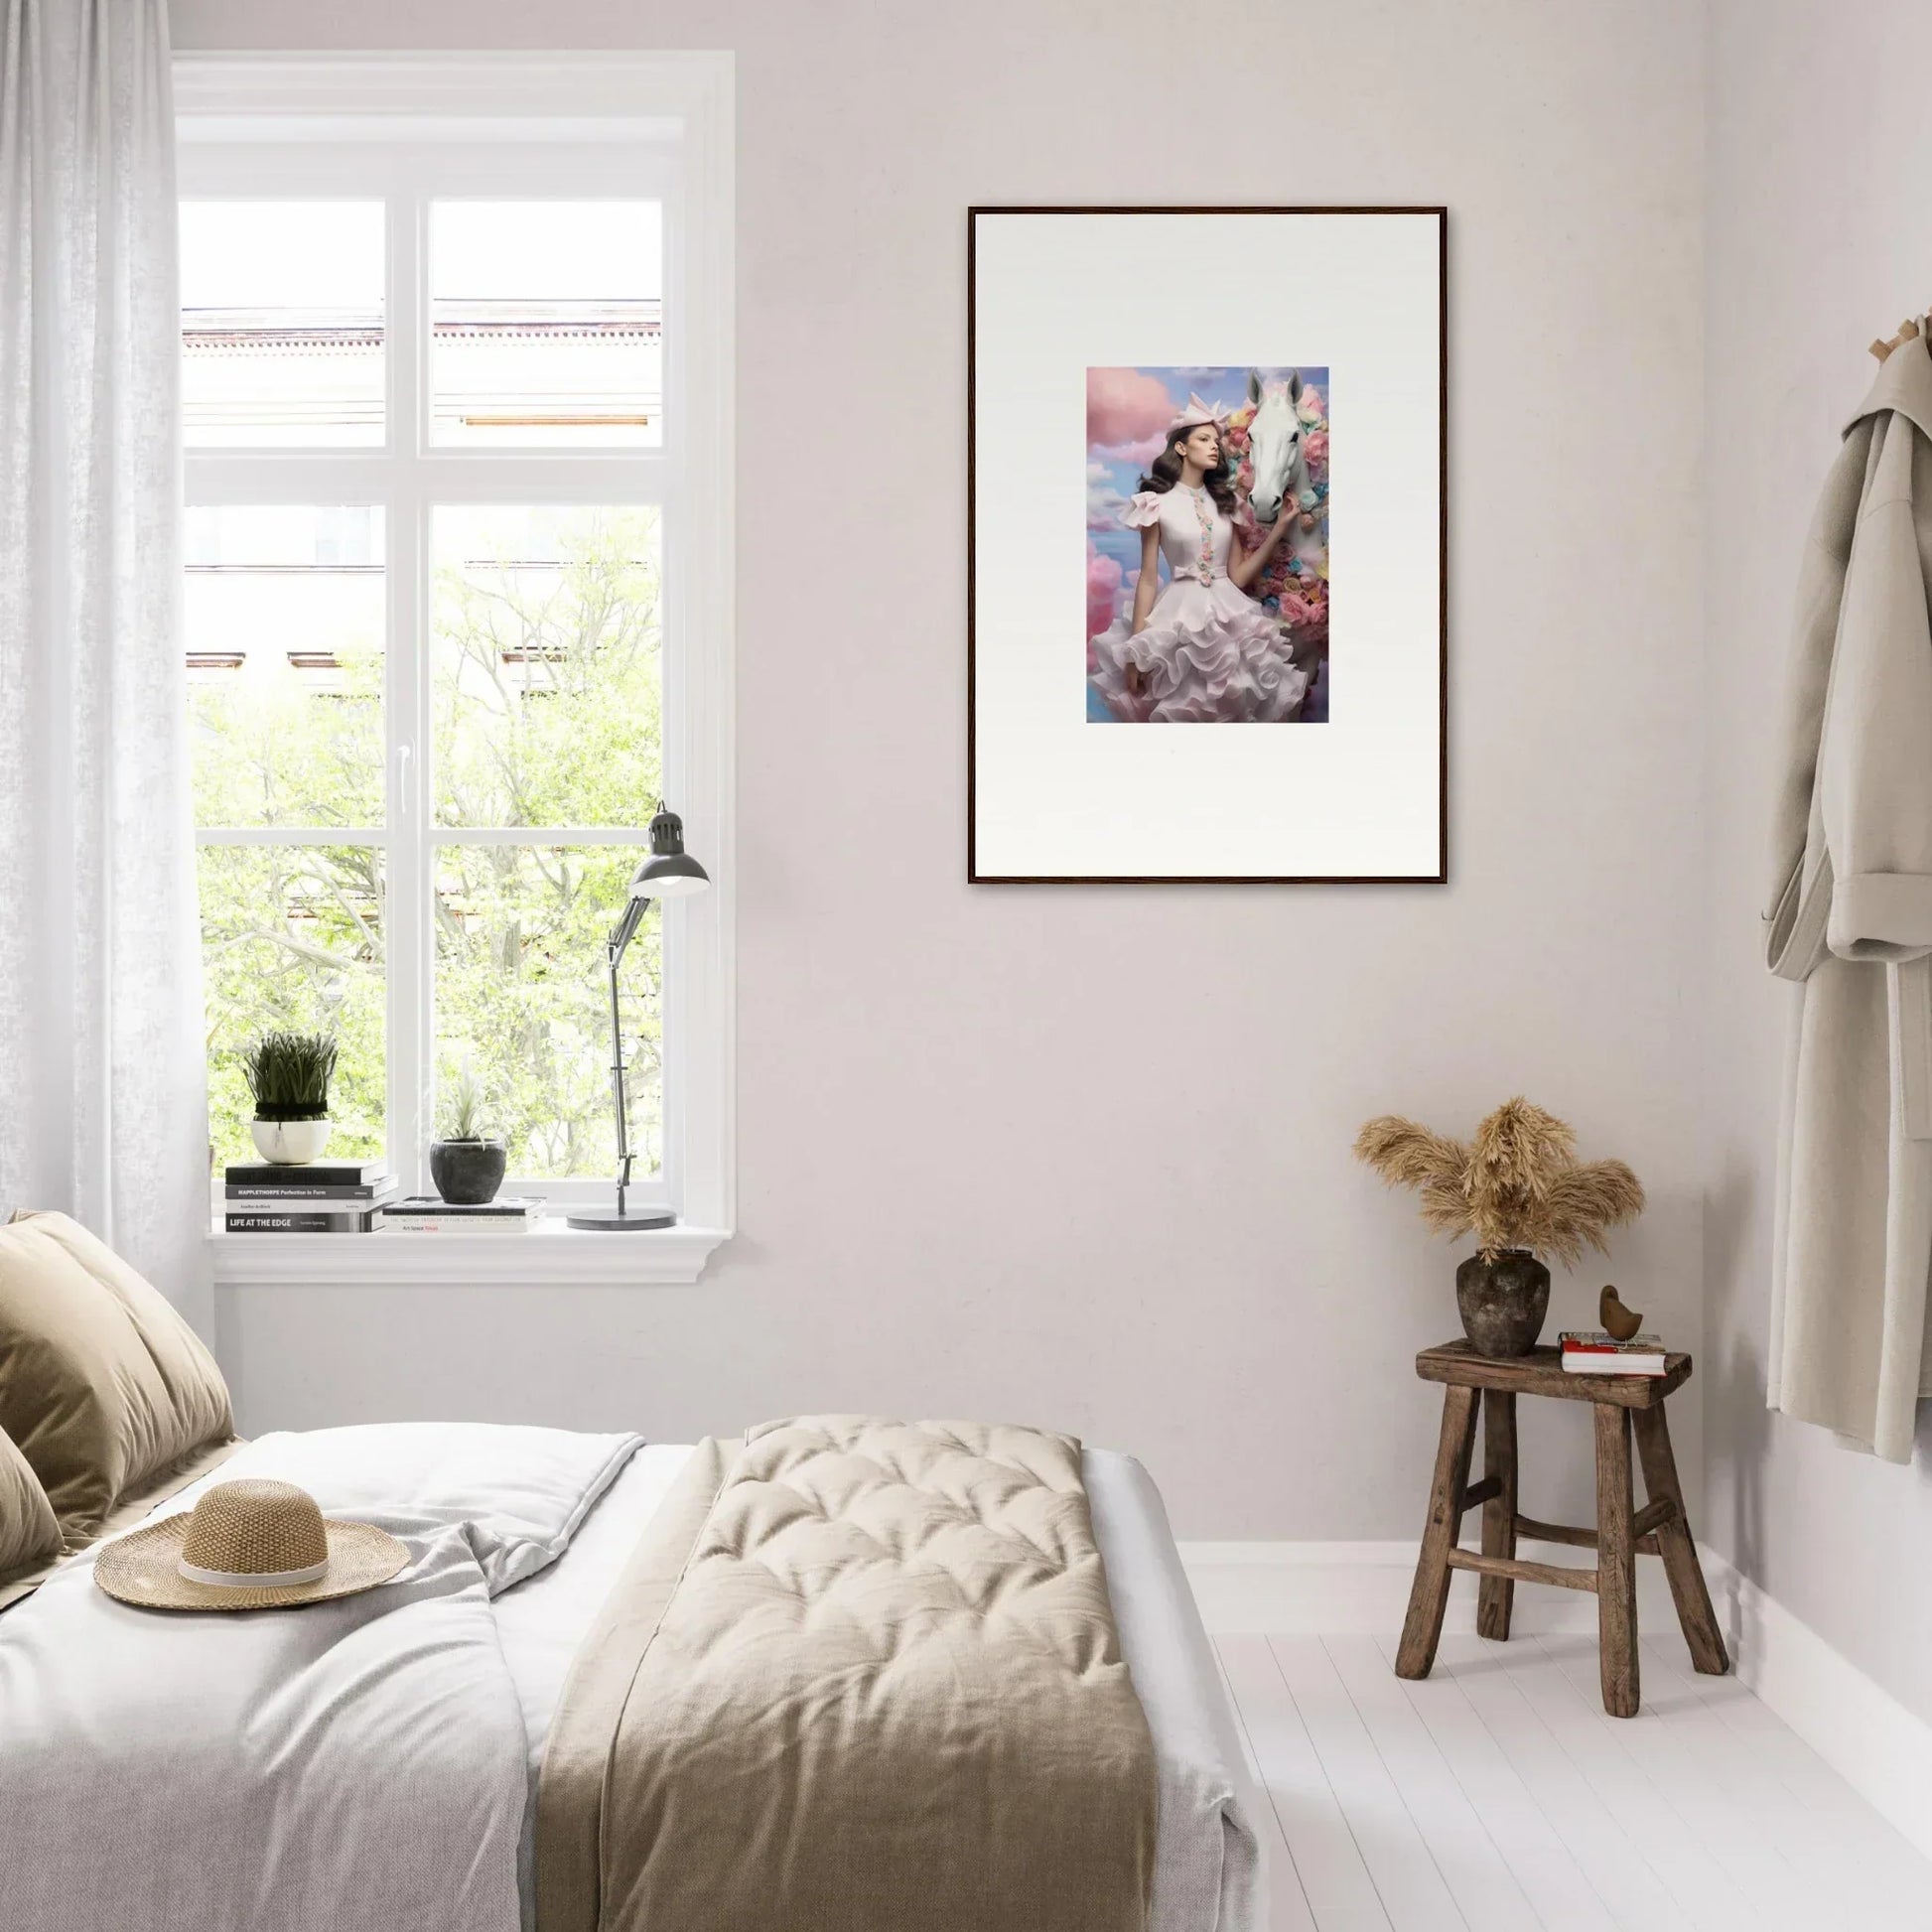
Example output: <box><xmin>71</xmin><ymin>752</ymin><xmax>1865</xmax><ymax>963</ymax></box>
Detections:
<box><xmin>1167</xmin><ymin>393</ymin><xmax>1231</xmax><ymax>433</ymax></box>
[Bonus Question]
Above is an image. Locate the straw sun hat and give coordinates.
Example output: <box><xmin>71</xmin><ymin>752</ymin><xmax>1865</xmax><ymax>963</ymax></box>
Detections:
<box><xmin>94</xmin><ymin>1477</ymin><xmax>409</xmax><ymax>1611</ymax></box>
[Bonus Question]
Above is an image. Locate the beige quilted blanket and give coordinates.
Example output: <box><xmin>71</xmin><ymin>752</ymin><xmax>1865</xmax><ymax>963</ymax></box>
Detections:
<box><xmin>535</xmin><ymin>1417</ymin><xmax>1158</xmax><ymax>1932</ymax></box>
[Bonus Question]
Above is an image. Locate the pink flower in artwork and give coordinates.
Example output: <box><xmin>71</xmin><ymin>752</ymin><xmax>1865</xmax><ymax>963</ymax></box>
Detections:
<box><xmin>1086</xmin><ymin>545</ymin><xmax>1123</xmax><ymax>640</ymax></box>
<box><xmin>1281</xmin><ymin>591</ymin><xmax>1328</xmax><ymax>646</ymax></box>
<box><xmin>1086</xmin><ymin>367</ymin><xmax>1177</xmax><ymax>451</ymax></box>
<box><xmin>1303</xmin><ymin>430</ymin><xmax>1328</xmax><ymax>473</ymax></box>
<box><xmin>1296</xmin><ymin>385</ymin><xmax>1325</xmax><ymax>425</ymax></box>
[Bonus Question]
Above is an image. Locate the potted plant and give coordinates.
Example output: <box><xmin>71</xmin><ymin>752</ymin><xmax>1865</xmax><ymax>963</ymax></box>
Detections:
<box><xmin>429</xmin><ymin>1070</ymin><xmax>507</xmax><ymax>1206</ymax></box>
<box><xmin>243</xmin><ymin>1032</ymin><xmax>339</xmax><ymax>1166</ymax></box>
<box><xmin>1353</xmin><ymin>1097</ymin><xmax>1645</xmax><ymax>1357</ymax></box>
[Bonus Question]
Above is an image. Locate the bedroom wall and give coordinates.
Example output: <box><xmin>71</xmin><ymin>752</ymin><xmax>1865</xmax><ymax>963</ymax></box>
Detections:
<box><xmin>1702</xmin><ymin>0</ymin><xmax>1932</xmax><ymax>1729</ymax></box>
<box><xmin>173</xmin><ymin>0</ymin><xmax>1707</xmax><ymax>1541</ymax></box>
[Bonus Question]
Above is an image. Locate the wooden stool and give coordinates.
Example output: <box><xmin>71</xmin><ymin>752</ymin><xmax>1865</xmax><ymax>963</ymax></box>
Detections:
<box><xmin>1394</xmin><ymin>1340</ymin><xmax>1728</xmax><ymax>1717</ymax></box>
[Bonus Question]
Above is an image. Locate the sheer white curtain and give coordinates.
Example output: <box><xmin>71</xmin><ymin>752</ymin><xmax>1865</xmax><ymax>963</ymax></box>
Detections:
<box><xmin>0</xmin><ymin>0</ymin><xmax>210</xmax><ymax>1329</ymax></box>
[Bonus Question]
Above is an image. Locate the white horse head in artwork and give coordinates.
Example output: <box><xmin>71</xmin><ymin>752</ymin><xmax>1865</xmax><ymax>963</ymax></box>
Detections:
<box><xmin>1244</xmin><ymin>368</ymin><xmax>1308</xmax><ymax>525</ymax></box>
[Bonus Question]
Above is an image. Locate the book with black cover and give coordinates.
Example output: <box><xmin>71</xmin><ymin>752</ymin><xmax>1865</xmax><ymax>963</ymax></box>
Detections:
<box><xmin>224</xmin><ymin>1209</ymin><xmax>378</xmax><ymax>1234</ymax></box>
<box><xmin>224</xmin><ymin>1160</ymin><xmax>391</xmax><ymax>1187</ymax></box>
<box><xmin>223</xmin><ymin>1188</ymin><xmax>398</xmax><ymax>1214</ymax></box>
<box><xmin>225</xmin><ymin>1179</ymin><xmax>396</xmax><ymax>1202</ymax></box>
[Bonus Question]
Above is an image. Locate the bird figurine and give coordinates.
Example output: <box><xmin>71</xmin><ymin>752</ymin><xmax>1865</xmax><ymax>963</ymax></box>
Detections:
<box><xmin>1599</xmin><ymin>1285</ymin><xmax>1643</xmax><ymax>1341</ymax></box>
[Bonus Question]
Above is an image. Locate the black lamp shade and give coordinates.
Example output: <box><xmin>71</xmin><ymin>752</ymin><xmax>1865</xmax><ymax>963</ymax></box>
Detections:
<box><xmin>630</xmin><ymin>805</ymin><xmax>710</xmax><ymax>900</ymax></box>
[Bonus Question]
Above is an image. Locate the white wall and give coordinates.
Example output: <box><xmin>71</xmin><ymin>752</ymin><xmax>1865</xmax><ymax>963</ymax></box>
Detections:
<box><xmin>1703</xmin><ymin>0</ymin><xmax>1932</xmax><ymax>1729</ymax></box>
<box><xmin>175</xmin><ymin>0</ymin><xmax>1706</xmax><ymax>1541</ymax></box>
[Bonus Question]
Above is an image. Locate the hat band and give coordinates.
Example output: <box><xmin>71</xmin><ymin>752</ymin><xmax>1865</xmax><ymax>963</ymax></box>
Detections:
<box><xmin>178</xmin><ymin>1555</ymin><xmax>330</xmax><ymax>1588</ymax></box>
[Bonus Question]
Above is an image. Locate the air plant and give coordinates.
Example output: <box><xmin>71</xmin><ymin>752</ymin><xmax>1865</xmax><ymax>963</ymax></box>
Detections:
<box><xmin>1353</xmin><ymin>1096</ymin><xmax>1644</xmax><ymax>1266</ymax></box>
<box><xmin>438</xmin><ymin>1067</ymin><xmax>497</xmax><ymax>1145</ymax></box>
<box><xmin>241</xmin><ymin>1032</ymin><xmax>339</xmax><ymax>1122</ymax></box>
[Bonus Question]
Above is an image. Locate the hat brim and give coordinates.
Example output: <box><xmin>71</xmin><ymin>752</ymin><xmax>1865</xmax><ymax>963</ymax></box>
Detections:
<box><xmin>93</xmin><ymin>1514</ymin><xmax>410</xmax><ymax>1612</ymax></box>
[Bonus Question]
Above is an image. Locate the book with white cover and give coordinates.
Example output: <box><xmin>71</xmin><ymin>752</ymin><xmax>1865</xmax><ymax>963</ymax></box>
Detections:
<box><xmin>1560</xmin><ymin>1328</ymin><xmax>1668</xmax><ymax>1375</ymax></box>
<box><xmin>377</xmin><ymin>1195</ymin><xmax>543</xmax><ymax>1234</ymax></box>
<box><xmin>376</xmin><ymin>1217</ymin><xmax>535</xmax><ymax>1234</ymax></box>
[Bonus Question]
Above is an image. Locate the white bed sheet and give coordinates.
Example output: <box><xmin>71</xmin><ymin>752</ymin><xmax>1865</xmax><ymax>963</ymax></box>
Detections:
<box><xmin>491</xmin><ymin>1443</ymin><xmax>1263</xmax><ymax>1932</ymax></box>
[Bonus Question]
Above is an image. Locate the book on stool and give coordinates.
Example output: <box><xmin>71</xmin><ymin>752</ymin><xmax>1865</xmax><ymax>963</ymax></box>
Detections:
<box><xmin>1560</xmin><ymin>1328</ymin><xmax>1667</xmax><ymax>1376</ymax></box>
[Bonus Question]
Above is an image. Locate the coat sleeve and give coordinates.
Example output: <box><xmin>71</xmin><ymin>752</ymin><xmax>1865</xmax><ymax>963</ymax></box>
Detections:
<box><xmin>1820</xmin><ymin>419</ymin><xmax>1932</xmax><ymax>962</ymax></box>
<box><xmin>1764</xmin><ymin>435</ymin><xmax>1863</xmax><ymax>978</ymax></box>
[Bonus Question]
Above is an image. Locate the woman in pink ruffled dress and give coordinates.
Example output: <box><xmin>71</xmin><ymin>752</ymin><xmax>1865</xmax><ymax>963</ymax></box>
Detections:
<box><xmin>1089</xmin><ymin>395</ymin><xmax>1310</xmax><ymax>723</ymax></box>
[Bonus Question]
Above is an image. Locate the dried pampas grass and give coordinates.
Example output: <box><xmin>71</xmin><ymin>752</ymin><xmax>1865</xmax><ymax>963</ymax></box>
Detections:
<box><xmin>1353</xmin><ymin>1096</ymin><xmax>1644</xmax><ymax>1264</ymax></box>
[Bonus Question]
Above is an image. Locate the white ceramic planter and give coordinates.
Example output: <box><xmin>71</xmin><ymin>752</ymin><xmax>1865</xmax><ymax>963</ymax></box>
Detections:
<box><xmin>250</xmin><ymin>1118</ymin><xmax>334</xmax><ymax>1166</ymax></box>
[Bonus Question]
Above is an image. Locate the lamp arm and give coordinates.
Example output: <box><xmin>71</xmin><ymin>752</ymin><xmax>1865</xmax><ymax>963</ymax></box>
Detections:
<box><xmin>605</xmin><ymin>895</ymin><xmax>652</xmax><ymax>1217</ymax></box>
<box><xmin>609</xmin><ymin>893</ymin><xmax>649</xmax><ymax>961</ymax></box>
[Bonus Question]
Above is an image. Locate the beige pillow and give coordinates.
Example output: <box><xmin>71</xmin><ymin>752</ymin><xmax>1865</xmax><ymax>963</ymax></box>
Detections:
<box><xmin>0</xmin><ymin>1211</ymin><xmax>233</xmax><ymax>1541</ymax></box>
<box><xmin>0</xmin><ymin>1423</ymin><xmax>61</xmax><ymax>1583</ymax></box>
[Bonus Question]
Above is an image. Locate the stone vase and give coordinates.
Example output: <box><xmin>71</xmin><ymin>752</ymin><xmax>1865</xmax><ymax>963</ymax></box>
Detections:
<box><xmin>1454</xmin><ymin>1249</ymin><xmax>1551</xmax><ymax>1358</ymax></box>
<box><xmin>428</xmin><ymin>1139</ymin><xmax>507</xmax><ymax>1206</ymax></box>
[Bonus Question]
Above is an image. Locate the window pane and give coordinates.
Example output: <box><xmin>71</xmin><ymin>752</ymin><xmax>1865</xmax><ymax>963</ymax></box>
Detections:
<box><xmin>181</xmin><ymin>202</ymin><xmax>384</xmax><ymax>447</ymax></box>
<box><xmin>187</xmin><ymin>507</ymin><xmax>385</xmax><ymax>829</ymax></box>
<box><xmin>432</xmin><ymin>506</ymin><xmax>661</xmax><ymax>828</ymax></box>
<box><xmin>199</xmin><ymin>845</ymin><xmax>386</xmax><ymax>1167</ymax></box>
<box><xmin>434</xmin><ymin>846</ymin><xmax>657</xmax><ymax>1179</ymax></box>
<box><xmin>430</xmin><ymin>202</ymin><xmax>662</xmax><ymax>447</ymax></box>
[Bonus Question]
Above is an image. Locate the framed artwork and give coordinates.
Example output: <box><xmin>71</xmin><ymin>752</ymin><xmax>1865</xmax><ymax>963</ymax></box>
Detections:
<box><xmin>968</xmin><ymin>206</ymin><xmax>1447</xmax><ymax>884</ymax></box>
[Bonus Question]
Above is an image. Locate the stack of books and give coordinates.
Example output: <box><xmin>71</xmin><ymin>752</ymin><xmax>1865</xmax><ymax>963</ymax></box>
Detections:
<box><xmin>377</xmin><ymin>1195</ymin><xmax>544</xmax><ymax>1235</ymax></box>
<box><xmin>1559</xmin><ymin>1329</ymin><xmax>1669</xmax><ymax>1377</ymax></box>
<box><xmin>223</xmin><ymin>1160</ymin><xmax>397</xmax><ymax>1233</ymax></box>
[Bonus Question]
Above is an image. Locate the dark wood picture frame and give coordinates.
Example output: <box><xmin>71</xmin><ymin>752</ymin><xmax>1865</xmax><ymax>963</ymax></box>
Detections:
<box><xmin>966</xmin><ymin>205</ymin><xmax>1449</xmax><ymax>886</ymax></box>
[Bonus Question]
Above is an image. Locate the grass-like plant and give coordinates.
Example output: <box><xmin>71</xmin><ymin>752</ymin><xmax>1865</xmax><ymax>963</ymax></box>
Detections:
<box><xmin>1353</xmin><ymin>1096</ymin><xmax>1644</xmax><ymax>1266</ymax></box>
<box><xmin>242</xmin><ymin>1032</ymin><xmax>338</xmax><ymax>1122</ymax></box>
<box><xmin>438</xmin><ymin>1068</ymin><xmax>496</xmax><ymax>1144</ymax></box>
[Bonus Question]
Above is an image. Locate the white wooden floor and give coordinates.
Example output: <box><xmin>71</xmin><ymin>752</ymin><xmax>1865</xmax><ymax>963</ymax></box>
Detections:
<box><xmin>1214</xmin><ymin>1629</ymin><xmax>1932</xmax><ymax>1931</ymax></box>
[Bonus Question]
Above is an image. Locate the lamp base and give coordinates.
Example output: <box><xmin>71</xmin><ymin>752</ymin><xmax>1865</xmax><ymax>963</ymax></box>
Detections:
<box><xmin>565</xmin><ymin>1206</ymin><xmax>678</xmax><ymax>1232</ymax></box>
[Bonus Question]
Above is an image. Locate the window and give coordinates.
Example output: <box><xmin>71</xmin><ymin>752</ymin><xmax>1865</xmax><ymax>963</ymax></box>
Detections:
<box><xmin>177</xmin><ymin>58</ymin><xmax>734</xmax><ymax>1275</ymax></box>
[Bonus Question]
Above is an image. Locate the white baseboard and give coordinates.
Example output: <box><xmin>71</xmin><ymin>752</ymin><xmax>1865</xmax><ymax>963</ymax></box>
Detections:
<box><xmin>1698</xmin><ymin>1547</ymin><xmax>1932</xmax><ymax>1863</ymax></box>
<box><xmin>1179</xmin><ymin>1539</ymin><xmax>1932</xmax><ymax>1864</ymax></box>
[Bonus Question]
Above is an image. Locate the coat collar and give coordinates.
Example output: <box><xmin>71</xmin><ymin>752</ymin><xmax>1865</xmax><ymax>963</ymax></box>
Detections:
<box><xmin>1846</xmin><ymin>330</ymin><xmax>1932</xmax><ymax>445</ymax></box>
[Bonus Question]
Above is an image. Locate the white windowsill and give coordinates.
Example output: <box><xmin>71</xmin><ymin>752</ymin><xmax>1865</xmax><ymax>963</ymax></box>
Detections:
<box><xmin>207</xmin><ymin>1220</ymin><xmax>731</xmax><ymax>1286</ymax></box>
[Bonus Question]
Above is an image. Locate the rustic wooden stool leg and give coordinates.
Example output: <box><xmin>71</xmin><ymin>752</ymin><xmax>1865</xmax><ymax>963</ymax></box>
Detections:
<box><xmin>1396</xmin><ymin>1383</ymin><xmax>1478</xmax><ymax>1680</ymax></box>
<box><xmin>1593</xmin><ymin>1401</ymin><xmax>1640</xmax><ymax>1718</ymax></box>
<box><xmin>1476</xmin><ymin>1389</ymin><xmax>1518</xmax><ymax>1641</ymax></box>
<box><xmin>1632</xmin><ymin>1404</ymin><xmax>1730</xmax><ymax>1676</ymax></box>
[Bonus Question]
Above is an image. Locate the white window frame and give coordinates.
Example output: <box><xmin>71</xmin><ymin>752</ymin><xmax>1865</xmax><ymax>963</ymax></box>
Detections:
<box><xmin>179</xmin><ymin>55</ymin><xmax>735</xmax><ymax>1285</ymax></box>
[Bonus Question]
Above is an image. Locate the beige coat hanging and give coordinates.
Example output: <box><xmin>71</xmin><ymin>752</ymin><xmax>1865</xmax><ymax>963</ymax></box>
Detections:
<box><xmin>1765</xmin><ymin>331</ymin><xmax>1932</xmax><ymax>1461</ymax></box>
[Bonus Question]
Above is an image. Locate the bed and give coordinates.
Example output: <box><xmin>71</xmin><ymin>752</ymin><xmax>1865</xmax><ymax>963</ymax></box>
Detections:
<box><xmin>0</xmin><ymin>1420</ymin><xmax>1263</xmax><ymax>1932</ymax></box>
<box><xmin>0</xmin><ymin>1209</ymin><xmax>1260</xmax><ymax>1932</ymax></box>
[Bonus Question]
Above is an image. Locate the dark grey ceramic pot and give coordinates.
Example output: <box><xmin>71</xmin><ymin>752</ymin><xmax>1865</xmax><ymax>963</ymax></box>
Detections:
<box><xmin>1454</xmin><ymin>1249</ymin><xmax>1551</xmax><ymax>1357</ymax></box>
<box><xmin>428</xmin><ymin>1139</ymin><xmax>507</xmax><ymax>1206</ymax></box>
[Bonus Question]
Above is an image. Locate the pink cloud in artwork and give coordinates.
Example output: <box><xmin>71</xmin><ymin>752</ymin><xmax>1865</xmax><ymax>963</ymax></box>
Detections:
<box><xmin>1086</xmin><ymin>544</ymin><xmax>1123</xmax><ymax>640</ymax></box>
<box><xmin>1086</xmin><ymin>368</ymin><xmax>1175</xmax><ymax>451</ymax></box>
